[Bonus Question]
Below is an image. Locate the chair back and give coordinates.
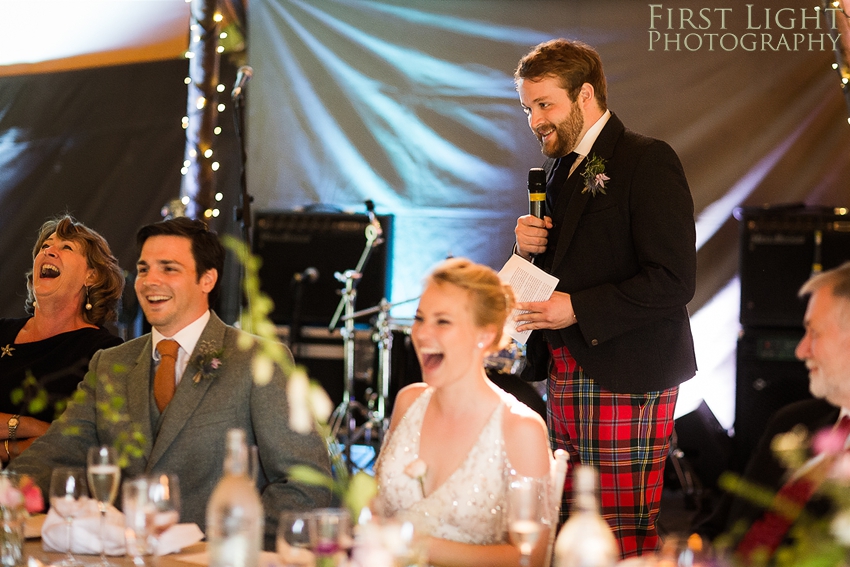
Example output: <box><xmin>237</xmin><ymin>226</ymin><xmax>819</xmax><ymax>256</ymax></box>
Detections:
<box><xmin>544</xmin><ymin>449</ymin><xmax>569</xmax><ymax>567</ymax></box>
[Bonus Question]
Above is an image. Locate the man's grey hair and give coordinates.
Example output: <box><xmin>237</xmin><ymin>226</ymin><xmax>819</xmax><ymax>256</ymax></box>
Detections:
<box><xmin>799</xmin><ymin>261</ymin><xmax>850</xmax><ymax>326</ymax></box>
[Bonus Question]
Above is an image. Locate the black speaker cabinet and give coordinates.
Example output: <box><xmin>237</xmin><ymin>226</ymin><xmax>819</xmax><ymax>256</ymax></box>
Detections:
<box><xmin>737</xmin><ymin>204</ymin><xmax>850</xmax><ymax>328</ymax></box>
<box><xmin>733</xmin><ymin>327</ymin><xmax>810</xmax><ymax>471</ymax></box>
<box><xmin>254</xmin><ymin>211</ymin><xmax>393</xmax><ymax>326</ymax></box>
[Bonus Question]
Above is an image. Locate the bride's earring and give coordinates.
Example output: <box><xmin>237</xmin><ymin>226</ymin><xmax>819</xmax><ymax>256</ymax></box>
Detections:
<box><xmin>85</xmin><ymin>286</ymin><xmax>92</xmax><ymax>311</ymax></box>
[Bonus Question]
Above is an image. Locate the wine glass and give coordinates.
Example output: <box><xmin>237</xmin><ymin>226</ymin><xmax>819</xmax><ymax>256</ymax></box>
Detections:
<box><xmin>507</xmin><ymin>475</ymin><xmax>549</xmax><ymax>567</ymax></box>
<box><xmin>87</xmin><ymin>445</ymin><xmax>121</xmax><ymax>566</ymax></box>
<box><xmin>49</xmin><ymin>467</ymin><xmax>88</xmax><ymax>567</ymax></box>
<box><xmin>308</xmin><ymin>508</ymin><xmax>352</xmax><ymax>558</ymax></box>
<box><xmin>277</xmin><ymin>511</ymin><xmax>314</xmax><ymax>567</ymax></box>
<box><xmin>146</xmin><ymin>474</ymin><xmax>181</xmax><ymax>557</ymax></box>
<box><xmin>122</xmin><ymin>478</ymin><xmax>151</xmax><ymax>566</ymax></box>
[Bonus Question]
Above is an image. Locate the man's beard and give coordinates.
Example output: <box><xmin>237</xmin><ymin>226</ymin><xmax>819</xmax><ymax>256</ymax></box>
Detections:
<box><xmin>537</xmin><ymin>99</ymin><xmax>584</xmax><ymax>159</ymax></box>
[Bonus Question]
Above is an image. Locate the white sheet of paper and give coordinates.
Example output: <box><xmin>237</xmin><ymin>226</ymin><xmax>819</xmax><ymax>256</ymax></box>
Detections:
<box><xmin>498</xmin><ymin>254</ymin><xmax>559</xmax><ymax>344</ymax></box>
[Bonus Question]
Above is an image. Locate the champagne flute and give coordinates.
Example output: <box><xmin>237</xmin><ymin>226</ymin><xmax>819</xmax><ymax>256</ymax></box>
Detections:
<box><xmin>507</xmin><ymin>475</ymin><xmax>549</xmax><ymax>567</ymax></box>
<box><xmin>146</xmin><ymin>474</ymin><xmax>181</xmax><ymax>557</ymax></box>
<box><xmin>87</xmin><ymin>445</ymin><xmax>121</xmax><ymax>566</ymax></box>
<box><xmin>49</xmin><ymin>467</ymin><xmax>88</xmax><ymax>567</ymax></box>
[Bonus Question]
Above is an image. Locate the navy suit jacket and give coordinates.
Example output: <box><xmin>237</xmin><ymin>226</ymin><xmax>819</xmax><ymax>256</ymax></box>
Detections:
<box><xmin>524</xmin><ymin>113</ymin><xmax>697</xmax><ymax>393</ymax></box>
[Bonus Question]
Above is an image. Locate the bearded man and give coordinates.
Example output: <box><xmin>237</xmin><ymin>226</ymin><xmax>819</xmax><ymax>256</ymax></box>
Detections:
<box><xmin>511</xmin><ymin>39</ymin><xmax>698</xmax><ymax>558</ymax></box>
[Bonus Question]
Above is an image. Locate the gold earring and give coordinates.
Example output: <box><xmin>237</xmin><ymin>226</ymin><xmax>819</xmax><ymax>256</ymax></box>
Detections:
<box><xmin>85</xmin><ymin>286</ymin><xmax>92</xmax><ymax>311</ymax></box>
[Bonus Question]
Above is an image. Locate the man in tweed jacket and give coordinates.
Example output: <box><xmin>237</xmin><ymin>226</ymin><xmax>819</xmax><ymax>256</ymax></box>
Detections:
<box><xmin>12</xmin><ymin>217</ymin><xmax>332</xmax><ymax>549</ymax></box>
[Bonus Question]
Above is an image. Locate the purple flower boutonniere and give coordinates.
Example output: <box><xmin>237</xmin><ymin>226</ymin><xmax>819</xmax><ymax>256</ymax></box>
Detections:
<box><xmin>581</xmin><ymin>154</ymin><xmax>610</xmax><ymax>197</ymax></box>
<box><xmin>191</xmin><ymin>341</ymin><xmax>224</xmax><ymax>383</ymax></box>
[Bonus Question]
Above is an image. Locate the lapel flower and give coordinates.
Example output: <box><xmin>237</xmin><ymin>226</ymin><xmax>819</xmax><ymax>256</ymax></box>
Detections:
<box><xmin>404</xmin><ymin>458</ymin><xmax>428</xmax><ymax>497</ymax></box>
<box><xmin>190</xmin><ymin>341</ymin><xmax>224</xmax><ymax>383</ymax></box>
<box><xmin>581</xmin><ymin>153</ymin><xmax>610</xmax><ymax>197</ymax></box>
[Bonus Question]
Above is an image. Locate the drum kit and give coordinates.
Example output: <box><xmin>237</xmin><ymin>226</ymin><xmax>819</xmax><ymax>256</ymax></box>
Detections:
<box><xmin>320</xmin><ymin>205</ymin><xmax>527</xmax><ymax>472</ymax></box>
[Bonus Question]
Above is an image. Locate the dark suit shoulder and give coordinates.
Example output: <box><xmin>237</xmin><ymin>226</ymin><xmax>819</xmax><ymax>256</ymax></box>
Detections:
<box><xmin>767</xmin><ymin>398</ymin><xmax>838</xmax><ymax>435</ymax></box>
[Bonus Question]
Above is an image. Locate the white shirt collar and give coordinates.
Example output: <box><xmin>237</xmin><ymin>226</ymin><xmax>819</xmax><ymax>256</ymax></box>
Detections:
<box><xmin>151</xmin><ymin>310</ymin><xmax>211</xmax><ymax>362</ymax></box>
<box><xmin>573</xmin><ymin>109</ymin><xmax>611</xmax><ymax>158</ymax></box>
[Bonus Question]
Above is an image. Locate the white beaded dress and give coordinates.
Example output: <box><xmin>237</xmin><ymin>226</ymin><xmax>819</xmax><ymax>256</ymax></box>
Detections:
<box><xmin>374</xmin><ymin>387</ymin><xmax>515</xmax><ymax>544</ymax></box>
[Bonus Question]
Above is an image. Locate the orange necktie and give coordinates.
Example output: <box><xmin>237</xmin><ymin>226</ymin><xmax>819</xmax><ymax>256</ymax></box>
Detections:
<box><xmin>154</xmin><ymin>339</ymin><xmax>180</xmax><ymax>412</ymax></box>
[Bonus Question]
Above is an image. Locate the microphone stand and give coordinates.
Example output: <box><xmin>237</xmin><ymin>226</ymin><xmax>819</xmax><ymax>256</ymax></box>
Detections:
<box><xmin>327</xmin><ymin>220</ymin><xmax>383</xmax><ymax>472</ymax></box>
<box><xmin>232</xmin><ymin>90</ymin><xmax>253</xmax><ymax>319</ymax></box>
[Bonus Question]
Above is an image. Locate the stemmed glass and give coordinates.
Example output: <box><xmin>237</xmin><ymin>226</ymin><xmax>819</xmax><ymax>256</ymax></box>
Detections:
<box><xmin>277</xmin><ymin>511</ymin><xmax>313</xmax><ymax>567</ymax></box>
<box><xmin>87</xmin><ymin>445</ymin><xmax>121</xmax><ymax>566</ymax></box>
<box><xmin>507</xmin><ymin>475</ymin><xmax>549</xmax><ymax>567</ymax></box>
<box><xmin>49</xmin><ymin>467</ymin><xmax>89</xmax><ymax>567</ymax></box>
<box><xmin>146</xmin><ymin>474</ymin><xmax>181</xmax><ymax>557</ymax></box>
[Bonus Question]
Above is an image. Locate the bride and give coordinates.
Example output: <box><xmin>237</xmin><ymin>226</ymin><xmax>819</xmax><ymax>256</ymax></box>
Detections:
<box><xmin>374</xmin><ymin>258</ymin><xmax>552</xmax><ymax>567</ymax></box>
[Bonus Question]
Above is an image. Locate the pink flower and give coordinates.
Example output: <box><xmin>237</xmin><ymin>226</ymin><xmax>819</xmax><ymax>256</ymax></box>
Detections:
<box><xmin>813</xmin><ymin>426</ymin><xmax>847</xmax><ymax>456</ymax></box>
<box><xmin>594</xmin><ymin>173</ymin><xmax>610</xmax><ymax>188</ymax></box>
<box><xmin>210</xmin><ymin>358</ymin><xmax>222</xmax><ymax>370</ymax></box>
<box><xmin>20</xmin><ymin>476</ymin><xmax>44</xmax><ymax>514</ymax></box>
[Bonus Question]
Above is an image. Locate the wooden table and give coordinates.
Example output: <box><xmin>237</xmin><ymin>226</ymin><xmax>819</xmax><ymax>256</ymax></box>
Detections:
<box><xmin>24</xmin><ymin>540</ymin><xmax>208</xmax><ymax>567</ymax></box>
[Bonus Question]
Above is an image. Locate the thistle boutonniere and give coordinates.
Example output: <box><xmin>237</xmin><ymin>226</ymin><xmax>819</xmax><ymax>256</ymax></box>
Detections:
<box><xmin>190</xmin><ymin>341</ymin><xmax>224</xmax><ymax>383</ymax></box>
<box><xmin>581</xmin><ymin>153</ymin><xmax>610</xmax><ymax>197</ymax></box>
<box><xmin>404</xmin><ymin>458</ymin><xmax>428</xmax><ymax>498</ymax></box>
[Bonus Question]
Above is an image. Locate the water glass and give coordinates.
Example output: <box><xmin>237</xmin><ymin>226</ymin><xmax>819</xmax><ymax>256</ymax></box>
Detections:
<box><xmin>122</xmin><ymin>478</ymin><xmax>151</xmax><ymax>565</ymax></box>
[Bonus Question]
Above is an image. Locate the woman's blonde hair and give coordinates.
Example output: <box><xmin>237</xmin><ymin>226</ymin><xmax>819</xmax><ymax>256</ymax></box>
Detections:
<box><xmin>425</xmin><ymin>257</ymin><xmax>515</xmax><ymax>351</ymax></box>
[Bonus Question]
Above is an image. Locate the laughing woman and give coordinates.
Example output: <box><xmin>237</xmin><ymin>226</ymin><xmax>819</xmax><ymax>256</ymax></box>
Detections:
<box><xmin>374</xmin><ymin>258</ymin><xmax>552</xmax><ymax>567</ymax></box>
<box><xmin>0</xmin><ymin>215</ymin><xmax>124</xmax><ymax>462</ymax></box>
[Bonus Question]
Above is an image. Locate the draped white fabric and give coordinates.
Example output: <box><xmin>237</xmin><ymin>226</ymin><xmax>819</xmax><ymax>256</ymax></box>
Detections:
<box><xmin>245</xmin><ymin>0</ymin><xmax>850</xmax><ymax>425</ymax></box>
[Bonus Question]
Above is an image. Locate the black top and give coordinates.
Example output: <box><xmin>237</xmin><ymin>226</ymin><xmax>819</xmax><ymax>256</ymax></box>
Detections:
<box><xmin>0</xmin><ymin>318</ymin><xmax>123</xmax><ymax>421</ymax></box>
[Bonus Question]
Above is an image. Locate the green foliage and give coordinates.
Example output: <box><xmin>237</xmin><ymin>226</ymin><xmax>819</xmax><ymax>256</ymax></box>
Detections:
<box><xmin>59</xmin><ymin>365</ymin><xmax>147</xmax><ymax>469</ymax></box>
<box><xmin>222</xmin><ymin>235</ymin><xmax>377</xmax><ymax>521</ymax></box>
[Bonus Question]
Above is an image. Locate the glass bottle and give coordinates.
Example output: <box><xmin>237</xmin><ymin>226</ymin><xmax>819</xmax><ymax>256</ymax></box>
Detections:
<box><xmin>206</xmin><ymin>429</ymin><xmax>264</xmax><ymax>567</ymax></box>
<box><xmin>553</xmin><ymin>464</ymin><xmax>618</xmax><ymax>567</ymax></box>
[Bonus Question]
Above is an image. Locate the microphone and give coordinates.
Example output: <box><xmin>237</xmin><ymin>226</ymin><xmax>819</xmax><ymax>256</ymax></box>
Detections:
<box><xmin>292</xmin><ymin>267</ymin><xmax>319</xmax><ymax>284</ymax></box>
<box><xmin>231</xmin><ymin>65</ymin><xmax>254</xmax><ymax>100</ymax></box>
<box><xmin>528</xmin><ymin>168</ymin><xmax>546</xmax><ymax>218</ymax></box>
<box><xmin>364</xmin><ymin>199</ymin><xmax>383</xmax><ymax>236</ymax></box>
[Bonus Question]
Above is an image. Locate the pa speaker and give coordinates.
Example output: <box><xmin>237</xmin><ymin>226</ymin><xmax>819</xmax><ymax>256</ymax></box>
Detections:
<box><xmin>733</xmin><ymin>327</ymin><xmax>810</xmax><ymax>471</ymax></box>
<box><xmin>253</xmin><ymin>211</ymin><xmax>392</xmax><ymax>326</ymax></box>
<box><xmin>737</xmin><ymin>204</ymin><xmax>850</xmax><ymax>328</ymax></box>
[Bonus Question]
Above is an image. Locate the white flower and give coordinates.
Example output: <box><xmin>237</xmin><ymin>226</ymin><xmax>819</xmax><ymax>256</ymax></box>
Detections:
<box><xmin>309</xmin><ymin>381</ymin><xmax>334</xmax><ymax>424</ymax></box>
<box><xmin>404</xmin><ymin>459</ymin><xmax>428</xmax><ymax>497</ymax></box>
<box><xmin>287</xmin><ymin>368</ymin><xmax>313</xmax><ymax>435</ymax></box>
<box><xmin>832</xmin><ymin>509</ymin><xmax>850</xmax><ymax>545</ymax></box>
<box><xmin>404</xmin><ymin>459</ymin><xmax>427</xmax><ymax>479</ymax></box>
<box><xmin>252</xmin><ymin>354</ymin><xmax>274</xmax><ymax>386</ymax></box>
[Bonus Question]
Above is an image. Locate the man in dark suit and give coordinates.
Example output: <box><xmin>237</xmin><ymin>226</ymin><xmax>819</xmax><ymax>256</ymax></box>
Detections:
<box><xmin>698</xmin><ymin>262</ymin><xmax>850</xmax><ymax>554</ymax></box>
<box><xmin>11</xmin><ymin>217</ymin><xmax>332</xmax><ymax>549</ymax></box>
<box><xmin>512</xmin><ymin>39</ymin><xmax>697</xmax><ymax>557</ymax></box>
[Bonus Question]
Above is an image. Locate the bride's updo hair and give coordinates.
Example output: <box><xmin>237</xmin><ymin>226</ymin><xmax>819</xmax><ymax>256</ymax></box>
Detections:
<box><xmin>425</xmin><ymin>257</ymin><xmax>515</xmax><ymax>351</ymax></box>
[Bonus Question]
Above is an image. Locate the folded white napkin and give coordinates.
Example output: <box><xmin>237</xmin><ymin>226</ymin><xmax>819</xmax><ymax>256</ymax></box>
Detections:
<box><xmin>155</xmin><ymin>523</ymin><xmax>205</xmax><ymax>555</ymax></box>
<box><xmin>41</xmin><ymin>498</ymin><xmax>204</xmax><ymax>556</ymax></box>
<box><xmin>42</xmin><ymin>498</ymin><xmax>126</xmax><ymax>556</ymax></box>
